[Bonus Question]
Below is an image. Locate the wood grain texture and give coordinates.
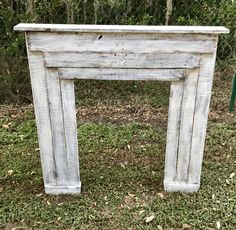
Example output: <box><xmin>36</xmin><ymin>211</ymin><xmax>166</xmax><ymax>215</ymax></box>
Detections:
<box><xmin>45</xmin><ymin>68</ymin><xmax>69</xmax><ymax>185</ymax></box>
<box><xmin>164</xmin><ymin>181</ymin><xmax>199</xmax><ymax>192</ymax></box>
<box><xmin>59</xmin><ymin>68</ymin><xmax>185</xmax><ymax>81</ymax></box>
<box><xmin>176</xmin><ymin>69</ymin><xmax>199</xmax><ymax>182</ymax></box>
<box><xmin>27</xmin><ymin>31</ymin><xmax>218</xmax><ymax>42</ymax></box>
<box><xmin>165</xmin><ymin>80</ymin><xmax>184</xmax><ymax>182</ymax></box>
<box><xmin>28</xmin><ymin>35</ymin><xmax>216</xmax><ymax>53</ymax></box>
<box><xmin>14</xmin><ymin>23</ymin><xmax>229</xmax><ymax>34</ymax></box>
<box><xmin>188</xmin><ymin>52</ymin><xmax>217</xmax><ymax>185</ymax></box>
<box><xmin>60</xmin><ymin>79</ymin><xmax>80</xmax><ymax>185</ymax></box>
<box><xmin>44</xmin><ymin>52</ymin><xmax>200</xmax><ymax>69</ymax></box>
<box><xmin>45</xmin><ymin>184</ymin><xmax>81</xmax><ymax>194</ymax></box>
<box><xmin>26</xmin><ymin>50</ymin><xmax>56</xmax><ymax>186</ymax></box>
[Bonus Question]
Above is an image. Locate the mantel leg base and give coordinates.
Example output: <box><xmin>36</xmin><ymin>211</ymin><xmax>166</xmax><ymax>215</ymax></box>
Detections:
<box><xmin>45</xmin><ymin>182</ymin><xmax>81</xmax><ymax>195</ymax></box>
<box><xmin>164</xmin><ymin>180</ymin><xmax>200</xmax><ymax>192</ymax></box>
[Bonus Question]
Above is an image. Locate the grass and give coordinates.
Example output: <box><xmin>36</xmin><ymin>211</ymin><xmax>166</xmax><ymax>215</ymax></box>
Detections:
<box><xmin>0</xmin><ymin>77</ymin><xmax>235</xmax><ymax>229</ymax></box>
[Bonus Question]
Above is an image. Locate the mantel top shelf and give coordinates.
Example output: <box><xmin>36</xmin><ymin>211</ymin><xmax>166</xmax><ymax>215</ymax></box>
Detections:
<box><xmin>14</xmin><ymin>23</ymin><xmax>229</xmax><ymax>34</ymax></box>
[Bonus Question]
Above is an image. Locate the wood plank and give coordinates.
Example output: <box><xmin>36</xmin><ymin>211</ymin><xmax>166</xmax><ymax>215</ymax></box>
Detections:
<box><xmin>175</xmin><ymin>68</ymin><xmax>199</xmax><ymax>182</ymax></box>
<box><xmin>26</xmin><ymin>50</ymin><xmax>56</xmax><ymax>186</ymax></box>
<box><xmin>28</xmin><ymin>35</ymin><xmax>216</xmax><ymax>53</ymax></box>
<box><xmin>28</xmin><ymin>32</ymin><xmax>218</xmax><ymax>41</ymax></box>
<box><xmin>44</xmin><ymin>52</ymin><xmax>200</xmax><ymax>69</ymax></box>
<box><xmin>188</xmin><ymin>52</ymin><xmax>217</xmax><ymax>184</ymax></box>
<box><xmin>60</xmin><ymin>79</ymin><xmax>80</xmax><ymax>185</ymax></box>
<box><xmin>164</xmin><ymin>80</ymin><xmax>184</xmax><ymax>182</ymax></box>
<box><xmin>14</xmin><ymin>23</ymin><xmax>229</xmax><ymax>34</ymax></box>
<box><xmin>45</xmin><ymin>68</ymin><xmax>68</xmax><ymax>185</ymax></box>
<box><xmin>58</xmin><ymin>68</ymin><xmax>186</xmax><ymax>81</ymax></box>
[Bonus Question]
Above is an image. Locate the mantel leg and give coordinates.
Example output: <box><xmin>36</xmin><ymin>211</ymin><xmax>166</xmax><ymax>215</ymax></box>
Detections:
<box><xmin>164</xmin><ymin>53</ymin><xmax>216</xmax><ymax>192</ymax></box>
<box><xmin>27</xmin><ymin>51</ymin><xmax>81</xmax><ymax>194</ymax></box>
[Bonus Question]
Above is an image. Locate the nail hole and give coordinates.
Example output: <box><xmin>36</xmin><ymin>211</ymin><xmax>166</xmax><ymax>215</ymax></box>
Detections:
<box><xmin>98</xmin><ymin>35</ymin><xmax>103</xmax><ymax>40</ymax></box>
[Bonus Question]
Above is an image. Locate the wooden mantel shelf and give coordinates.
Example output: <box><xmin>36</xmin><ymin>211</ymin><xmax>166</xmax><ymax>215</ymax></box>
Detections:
<box><xmin>14</xmin><ymin>23</ymin><xmax>229</xmax><ymax>34</ymax></box>
<box><xmin>14</xmin><ymin>23</ymin><xmax>229</xmax><ymax>195</ymax></box>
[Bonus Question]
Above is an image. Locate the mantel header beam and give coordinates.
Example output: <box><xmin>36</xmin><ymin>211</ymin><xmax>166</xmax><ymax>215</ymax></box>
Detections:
<box><xmin>14</xmin><ymin>23</ymin><xmax>229</xmax><ymax>34</ymax></box>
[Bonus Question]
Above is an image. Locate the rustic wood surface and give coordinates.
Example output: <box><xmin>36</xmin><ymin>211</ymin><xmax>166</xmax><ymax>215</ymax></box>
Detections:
<box><xmin>14</xmin><ymin>23</ymin><xmax>229</xmax><ymax>34</ymax></box>
<box><xmin>14</xmin><ymin>24</ymin><xmax>228</xmax><ymax>194</ymax></box>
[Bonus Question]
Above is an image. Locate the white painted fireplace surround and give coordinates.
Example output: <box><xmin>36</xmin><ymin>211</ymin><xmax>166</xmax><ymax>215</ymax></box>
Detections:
<box><xmin>14</xmin><ymin>24</ymin><xmax>229</xmax><ymax>194</ymax></box>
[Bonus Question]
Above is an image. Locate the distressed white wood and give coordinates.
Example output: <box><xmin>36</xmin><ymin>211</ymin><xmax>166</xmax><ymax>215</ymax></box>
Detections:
<box><xmin>28</xmin><ymin>35</ymin><xmax>216</xmax><ymax>53</ymax></box>
<box><xmin>44</xmin><ymin>52</ymin><xmax>200</xmax><ymax>69</ymax></box>
<box><xmin>45</xmin><ymin>185</ymin><xmax>81</xmax><ymax>194</ymax></box>
<box><xmin>176</xmin><ymin>69</ymin><xmax>199</xmax><ymax>182</ymax></box>
<box><xmin>45</xmin><ymin>69</ymin><xmax>81</xmax><ymax>193</ymax></box>
<box><xmin>59</xmin><ymin>68</ymin><xmax>185</xmax><ymax>81</ymax></box>
<box><xmin>164</xmin><ymin>181</ymin><xmax>199</xmax><ymax>192</ymax></box>
<box><xmin>26</xmin><ymin>50</ymin><xmax>56</xmax><ymax>187</ymax></box>
<box><xmin>14</xmin><ymin>23</ymin><xmax>229</xmax><ymax>34</ymax></box>
<box><xmin>188</xmin><ymin>52</ymin><xmax>217</xmax><ymax>185</ymax></box>
<box><xmin>60</xmin><ymin>79</ymin><xmax>80</xmax><ymax>185</ymax></box>
<box><xmin>27</xmin><ymin>31</ymin><xmax>218</xmax><ymax>41</ymax></box>
<box><xmin>45</xmin><ymin>68</ymin><xmax>69</xmax><ymax>185</ymax></box>
<box><xmin>165</xmin><ymin>80</ymin><xmax>184</xmax><ymax>182</ymax></box>
<box><xmin>14</xmin><ymin>24</ymin><xmax>228</xmax><ymax>194</ymax></box>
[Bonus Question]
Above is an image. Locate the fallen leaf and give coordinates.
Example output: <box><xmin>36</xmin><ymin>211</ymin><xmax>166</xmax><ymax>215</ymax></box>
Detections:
<box><xmin>128</xmin><ymin>192</ymin><xmax>135</xmax><ymax>197</ymax></box>
<box><xmin>145</xmin><ymin>214</ymin><xmax>155</xmax><ymax>223</ymax></box>
<box><xmin>157</xmin><ymin>225</ymin><xmax>163</xmax><ymax>230</ymax></box>
<box><xmin>216</xmin><ymin>221</ymin><xmax>221</xmax><ymax>229</ymax></box>
<box><xmin>230</xmin><ymin>172</ymin><xmax>235</xmax><ymax>178</ymax></box>
<box><xmin>2</xmin><ymin>124</ymin><xmax>9</xmax><ymax>129</ymax></box>
<box><xmin>182</xmin><ymin>223</ymin><xmax>191</xmax><ymax>229</ymax></box>
<box><xmin>127</xmin><ymin>144</ymin><xmax>131</xmax><ymax>150</ymax></box>
<box><xmin>157</xmin><ymin>192</ymin><xmax>164</xmax><ymax>199</ymax></box>
<box><xmin>119</xmin><ymin>162</ymin><xmax>126</xmax><ymax>168</ymax></box>
<box><xmin>226</xmin><ymin>179</ymin><xmax>230</xmax><ymax>185</ymax></box>
<box><xmin>7</xmin><ymin>170</ymin><xmax>14</xmax><ymax>176</ymax></box>
<box><xmin>139</xmin><ymin>210</ymin><xmax>145</xmax><ymax>215</ymax></box>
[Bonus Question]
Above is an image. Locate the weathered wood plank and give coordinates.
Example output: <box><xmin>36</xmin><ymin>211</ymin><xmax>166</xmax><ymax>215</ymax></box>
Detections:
<box><xmin>188</xmin><ymin>52</ymin><xmax>217</xmax><ymax>184</ymax></box>
<box><xmin>176</xmin><ymin>68</ymin><xmax>199</xmax><ymax>182</ymax></box>
<box><xmin>44</xmin><ymin>52</ymin><xmax>200</xmax><ymax>69</ymax></box>
<box><xmin>26</xmin><ymin>50</ymin><xmax>56</xmax><ymax>187</ymax></box>
<box><xmin>59</xmin><ymin>68</ymin><xmax>185</xmax><ymax>81</ymax></box>
<box><xmin>164</xmin><ymin>80</ymin><xmax>184</xmax><ymax>182</ymax></box>
<box><xmin>60</xmin><ymin>79</ymin><xmax>80</xmax><ymax>185</ymax></box>
<box><xmin>44</xmin><ymin>185</ymin><xmax>81</xmax><ymax>194</ymax></box>
<box><xmin>163</xmin><ymin>181</ymin><xmax>199</xmax><ymax>192</ymax></box>
<box><xmin>45</xmin><ymin>68</ymin><xmax>68</xmax><ymax>185</ymax></box>
<box><xmin>28</xmin><ymin>35</ymin><xmax>216</xmax><ymax>53</ymax></box>
<box><xmin>14</xmin><ymin>23</ymin><xmax>229</xmax><ymax>34</ymax></box>
<box><xmin>28</xmin><ymin>31</ymin><xmax>218</xmax><ymax>41</ymax></box>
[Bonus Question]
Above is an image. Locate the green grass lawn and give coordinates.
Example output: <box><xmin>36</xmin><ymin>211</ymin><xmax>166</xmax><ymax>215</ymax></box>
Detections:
<box><xmin>0</xmin><ymin>79</ymin><xmax>235</xmax><ymax>229</ymax></box>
